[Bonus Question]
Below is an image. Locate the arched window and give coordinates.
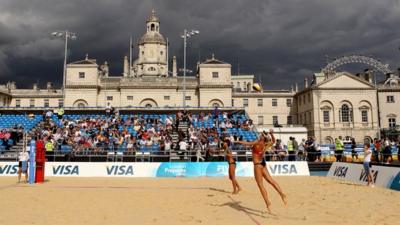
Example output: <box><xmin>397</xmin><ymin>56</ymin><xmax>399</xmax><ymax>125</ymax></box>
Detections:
<box><xmin>340</xmin><ymin>104</ymin><xmax>351</xmax><ymax>122</ymax></box>
<box><xmin>145</xmin><ymin>103</ymin><xmax>152</xmax><ymax>108</ymax></box>
<box><xmin>148</xmin><ymin>67</ymin><xmax>156</xmax><ymax>71</ymax></box>
<box><xmin>212</xmin><ymin>103</ymin><xmax>220</xmax><ymax>108</ymax></box>
<box><xmin>77</xmin><ymin>103</ymin><xmax>86</xmax><ymax>108</ymax></box>
<box><xmin>151</xmin><ymin>23</ymin><xmax>155</xmax><ymax>31</ymax></box>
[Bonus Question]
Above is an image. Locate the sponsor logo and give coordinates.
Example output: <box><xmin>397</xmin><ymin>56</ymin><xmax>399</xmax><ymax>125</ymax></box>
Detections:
<box><xmin>269</xmin><ymin>164</ymin><xmax>298</xmax><ymax>175</ymax></box>
<box><xmin>0</xmin><ymin>164</ymin><xmax>18</xmax><ymax>175</ymax></box>
<box><xmin>52</xmin><ymin>165</ymin><xmax>79</xmax><ymax>175</ymax></box>
<box><xmin>164</xmin><ymin>167</ymin><xmax>186</xmax><ymax>176</ymax></box>
<box><xmin>359</xmin><ymin>169</ymin><xmax>378</xmax><ymax>183</ymax></box>
<box><xmin>106</xmin><ymin>165</ymin><xmax>134</xmax><ymax>176</ymax></box>
<box><xmin>389</xmin><ymin>172</ymin><xmax>400</xmax><ymax>191</ymax></box>
<box><xmin>333</xmin><ymin>166</ymin><xmax>348</xmax><ymax>178</ymax></box>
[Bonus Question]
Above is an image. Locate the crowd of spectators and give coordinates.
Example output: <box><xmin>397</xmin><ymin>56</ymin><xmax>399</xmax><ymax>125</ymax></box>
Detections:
<box><xmin>0</xmin><ymin>126</ymin><xmax>24</xmax><ymax>150</ymax></box>
<box><xmin>29</xmin><ymin>108</ymin><xmax>256</xmax><ymax>161</ymax></box>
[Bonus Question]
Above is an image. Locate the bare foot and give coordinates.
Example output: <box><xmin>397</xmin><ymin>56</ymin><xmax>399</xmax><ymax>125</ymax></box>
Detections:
<box><xmin>266</xmin><ymin>201</ymin><xmax>272</xmax><ymax>214</ymax></box>
<box><xmin>281</xmin><ymin>194</ymin><xmax>288</xmax><ymax>206</ymax></box>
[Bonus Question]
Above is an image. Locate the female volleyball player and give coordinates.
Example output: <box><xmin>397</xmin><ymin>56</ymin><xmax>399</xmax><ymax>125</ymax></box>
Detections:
<box><xmin>222</xmin><ymin>139</ymin><xmax>241</xmax><ymax>194</ymax></box>
<box><xmin>237</xmin><ymin>129</ymin><xmax>287</xmax><ymax>213</ymax></box>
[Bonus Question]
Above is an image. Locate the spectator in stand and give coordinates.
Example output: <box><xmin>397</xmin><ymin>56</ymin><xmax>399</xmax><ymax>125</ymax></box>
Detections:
<box><xmin>335</xmin><ymin>136</ymin><xmax>344</xmax><ymax>162</ymax></box>
<box><xmin>313</xmin><ymin>137</ymin><xmax>321</xmax><ymax>162</ymax></box>
<box><xmin>305</xmin><ymin>136</ymin><xmax>315</xmax><ymax>162</ymax></box>
<box><xmin>383</xmin><ymin>137</ymin><xmax>392</xmax><ymax>164</ymax></box>
<box><xmin>351</xmin><ymin>138</ymin><xmax>358</xmax><ymax>162</ymax></box>
<box><xmin>45</xmin><ymin>110</ymin><xmax>53</xmax><ymax>121</ymax></box>
<box><xmin>373</xmin><ymin>138</ymin><xmax>381</xmax><ymax>163</ymax></box>
<box><xmin>274</xmin><ymin>139</ymin><xmax>286</xmax><ymax>161</ymax></box>
<box><xmin>212</xmin><ymin>106</ymin><xmax>220</xmax><ymax>120</ymax></box>
<box><xmin>105</xmin><ymin>103</ymin><xmax>112</xmax><ymax>117</ymax></box>
<box><xmin>298</xmin><ymin>138</ymin><xmax>306</xmax><ymax>161</ymax></box>
<box><xmin>397</xmin><ymin>137</ymin><xmax>400</xmax><ymax>163</ymax></box>
<box><xmin>287</xmin><ymin>137</ymin><xmax>295</xmax><ymax>161</ymax></box>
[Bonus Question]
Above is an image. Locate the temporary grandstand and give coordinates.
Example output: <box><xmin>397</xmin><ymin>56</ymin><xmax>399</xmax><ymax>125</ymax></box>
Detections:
<box><xmin>0</xmin><ymin>107</ymin><xmax>260</xmax><ymax>162</ymax></box>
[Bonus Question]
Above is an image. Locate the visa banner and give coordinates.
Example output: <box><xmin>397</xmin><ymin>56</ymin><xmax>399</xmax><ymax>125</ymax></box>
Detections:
<box><xmin>328</xmin><ymin>162</ymin><xmax>400</xmax><ymax>190</ymax></box>
<box><xmin>0</xmin><ymin>161</ymin><xmax>310</xmax><ymax>177</ymax></box>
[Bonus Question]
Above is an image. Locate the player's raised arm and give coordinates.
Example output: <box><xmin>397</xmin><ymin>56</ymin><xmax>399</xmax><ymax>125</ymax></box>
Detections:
<box><xmin>269</xmin><ymin>129</ymin><xmax>275</xmax><ymax>144</ymax></box>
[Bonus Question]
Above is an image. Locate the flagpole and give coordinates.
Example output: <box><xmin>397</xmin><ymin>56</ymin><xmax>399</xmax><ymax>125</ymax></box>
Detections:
<box><xmin>129</xmin><ymin>37</ymin><xmax>132</xmax><ymax>77</ymax></box>
<box><xmin>166</xmin><ymin>37</ymin><xmax>169</xmax><ymax>77</ymax></box>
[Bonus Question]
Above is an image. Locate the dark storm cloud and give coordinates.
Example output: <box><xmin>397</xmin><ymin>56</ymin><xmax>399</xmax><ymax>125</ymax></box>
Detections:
<box><xmin>1</xmin><ymin>0</ymin><xmax>400</xmax><ymax>89</ymax></box>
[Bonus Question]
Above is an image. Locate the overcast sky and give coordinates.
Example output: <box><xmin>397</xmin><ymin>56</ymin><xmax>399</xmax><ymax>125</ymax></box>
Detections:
<box><xmin>1</xmin><ymin>0</ymin><xmax>400</xmax><ymax>89</ymax></box>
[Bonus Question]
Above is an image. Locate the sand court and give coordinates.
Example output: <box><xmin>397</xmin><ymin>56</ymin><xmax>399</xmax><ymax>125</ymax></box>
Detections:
<box><xmin>0</xmin><ymin>176</ymin><xmax>399</xmax><ymax>225</ymax></box>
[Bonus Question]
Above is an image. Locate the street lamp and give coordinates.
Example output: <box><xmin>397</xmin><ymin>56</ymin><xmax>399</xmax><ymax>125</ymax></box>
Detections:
<box><xmin>181</xmin><ymin>29</ymin><xmax>199</xmax><ymax>108</ymax></box>
<box><xmin>51</xmin><ymin>31</ymin><xmax>77</xmax><ymax>107</ymax></box>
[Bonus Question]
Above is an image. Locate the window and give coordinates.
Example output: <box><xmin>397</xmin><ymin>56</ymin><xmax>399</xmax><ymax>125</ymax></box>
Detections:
<box><xmin>272</xmin><ymin>116</ymin><xmax>278</xmax><ymax>125</ymax></box>
<box><xmin>160</xmin><ymin>51</ymin><xmax>163</xmax><ymax>55</ymax></box>
<box><xmin>127</xmin><ymin>96</ymin><xmax>133</xmax><ymax>101</ymax></box>
<box><xmin>299</xmin><ymin>114</ymin><xmax>303</xmax><ymax>124</ymax></box>
<box><xmin>212</xmin><ymin>103</ymin><xmax>220</xmax><ymax>108</ymax></box>
<box><xmin>148</xmin><ymin>67</ymin><xmax>156</xmax><ymax>71</ymax></box>
<box><xmin>287</xmin><ymin>116</ymin><xmax>293</xmax><ymax>125</ymax></box>
<box><xmin>30</xmin><ymin>99</ymin><xmax>35</xmax><ymax>108</ymax></box>
<box><xmin>361</xmin><ymin>110</ymin><xmax>368</xmax><ymax>123</ymax></box>
<box><xmin>257</xmin><ymin>99</ymin><xmax>263</xmax><ymax>107</ymax></box>
<box><xmin>16</xmin><ymin>99</ymin><xmax>21</xmax><ymax>108</ymax></box>
<box><xmin>77</xmin><ymin>103</ymin><xmax>85</xmax><ymax>108</ymax></box>
<box><xmin>303</xmin><ymin>95</ymin><xmax>306</xmax><ymax>104</ymax></box>
<box><xmin>323</xmin><ymin>111</ymin><xmax>330</xmax><ymax>123</ymax></box>
<box><xmin>298</xmin><ymin>96</ymin><xmax>302</xmax><ymax>106</ymax></box>
<box><xmin>236</xmin><ymin>82</ymin><xmax>240</xmax><ymax>88</ymax></box>
<box><xmin>212</xmin><ymin>72</ymin><xmax>219</xmax><ymax>78</ymax></box>
<box><xmin>387</xmin><ymin>95</ymin><xmax>395</xmax><ymax>103</ymax></box>
<box><xmin>107</xmin><ymin>96</ymin><xmax>113</xmax><ymax>101</ymax></box>
<box><xmin>258</xmin><ymin>116</ymin><xmax>264</xmax><ymax>125</ymax></box>
<box><xmin>185</xmin><ymin>96</ymin><xmax>191</xmax><ymax>100</ymax></box>
<box><xmin>164</xmin><ymin>96</ymin><xmax>170</xmax><ymax>100</ymax></box>
<box><xmin>58</xmin><ymin>99</ymin><xmax>63</xmax><ymax>107</ymax></box>
<box><xmin>307</xmin><ymin>93</ymin><xmax>311</xmax><ymax>103</ymax></box>
<box><xmin>340</xmin><ymin>104</ymin><xmax>351</xmax><ymax>122</ymax></box>
<box><xmin>145</xmin><ymin>103</ymin><xmax>152</xmax><ymax>108</ymax></box>
<box><xmin>79</xmin><ymin>72</ymin><xmax>85</xmax><ymax>79</ymax></box>
<box><xmin>151</xmin><ymin>23</ymin><xmax>155</xmax><ymax>31</ymax></box>
<box><xmin>243</xmin><ymin>82</ymin><xmax>247</xmax><ymax>91</ymax></box>
<box><xmin>44</xmin><ymin>99</ymin><xmax>49</xmax><ymax>108</ymax></box>
<box><xmin>231</xmin><ymin>99</ymin><xmax>234</xmax><ymax>107</ymax></box>
<box><xmin>286</xmin><ymin>99</ymin><xmax>292</xmax><ymax>107</ymax></box>
<box><xmin>142</xmin><ymin>51</ymin><xmax>144</xmax><ymax>55</ymax></box>
<box><xmin>389</xmin><ymin>118</ymin><xmax>396</xmax><ymax>128</ymax></box>
<box><xmin>272</xmin><ymin>99</ymin><xmax>277</xmax><ymax>107</ymax></box>
<box><xmin>243</xmin><ymin>99</ymin><xmax>248</xmax><ymax>107</ymax></box>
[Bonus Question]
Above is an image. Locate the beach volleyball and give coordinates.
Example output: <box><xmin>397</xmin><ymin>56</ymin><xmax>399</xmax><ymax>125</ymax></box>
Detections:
<box><xmin>252</xmin><ymin>83</ymin><xmax>262</xmax><ymax>92</ymax></box>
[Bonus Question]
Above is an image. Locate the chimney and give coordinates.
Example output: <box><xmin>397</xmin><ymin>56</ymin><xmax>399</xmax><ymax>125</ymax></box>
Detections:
<box><xmin>172</xmin><ymin>56</ymin><xmax>177</xmax><ymax>77</ymax></box>
<box><xmin>33</xmin><ymin>83</ymin><xmax>39</xmax><ymax>91</ymax></box>
<box><xmin>8</xmin><ymin>81</ymin><xmax>16</xmax><ymax>90</ymax></box>
<box><xmin>123</xmin><ymin>56</ymin><xmax>128</xmax><ymax>77</ymax></box>
<box><xmin>364</xmin><ymin>69</ymin><xmax>373</xmax><ymax>83</ymax></box>
<box><xmin>47</xmin><ymin>82</ymin><xmax>53</xmax><ymax>91</ymax></box>
<box><xmin>304</xmin><ymin>77</ymin><xmax>309</xmax><ymax>88</ymax></box>
<box><xmin>295</xmin><ymin>83</ymin><xmax>299</xmax><ymax>92</ymax></box>
<box><xmin>103</xmin><ymin>61</ymin><xmax>109</xmax><ymax>77</ymax></box>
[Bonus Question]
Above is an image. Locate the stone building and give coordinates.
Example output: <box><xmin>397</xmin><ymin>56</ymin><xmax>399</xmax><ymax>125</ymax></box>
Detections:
<box><xmin>1</xmin><ymin>10</ymin><xmax>399</xmax><ymax>144</ymax></box>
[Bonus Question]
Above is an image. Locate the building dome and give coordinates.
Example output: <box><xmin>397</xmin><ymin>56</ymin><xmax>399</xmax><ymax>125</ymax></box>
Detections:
<box><xmin>147</xmin><ymin>9</ymin><xmax>159</xmax><ymax>23</ymax></box>
<box><xmin>139</xmin><ymin>32</ymin><xmax>166</xmax><ymax>45</ymax></box>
